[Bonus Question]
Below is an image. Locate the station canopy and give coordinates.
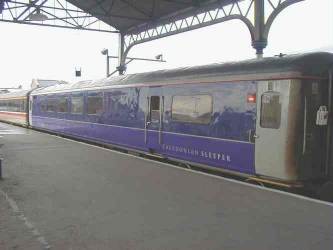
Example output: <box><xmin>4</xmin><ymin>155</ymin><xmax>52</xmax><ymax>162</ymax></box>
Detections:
<box><xmin>66</xmin><ymin>0</ymin><xmax>237</xmax><ymax>34</ymax></box>
<box><xmin>1</xmin><ymin>1</ymin><xmax>303</xmax><ymax>51</ymax></box>
<box><xmin>0</xmin><ymin>0</ymin><xmax>306</xmax><ymax>71</ymax></box>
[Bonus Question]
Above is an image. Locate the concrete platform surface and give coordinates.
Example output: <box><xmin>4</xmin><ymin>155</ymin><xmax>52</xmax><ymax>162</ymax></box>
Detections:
<box><xmin>0</xmin><ymin>122</ymin><xmax>332</xmax><ymax>250</ymax></box>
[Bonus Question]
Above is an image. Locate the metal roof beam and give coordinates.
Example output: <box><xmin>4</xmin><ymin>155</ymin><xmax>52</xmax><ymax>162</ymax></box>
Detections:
<box><xmin>22</xmin><ymin>0</ymin><xmax>49</xmax><ymax>21</ymax></box>
<box><xmin>16</xmin><ymin>0</ymin><xmax>39</xmax><ymax>20</ymax></box>
<box><xmin>0</xmin><ymin>17</ymin><xmax>117</xmax><ymax>32</ymax></box>
<box><xmin>0</xmin><ymin>0</ymin><xmax>118</xmax><ymax>33</ymax></box>
<box><xmin>124</xmin><ymin>0</ymin><xmax>304</xmax><ymax>51</ymax></box>
<box><xmin>160</xmin><ymin>0</ymin><xmax>193</xmax><ymax>7</ymax></box>
<box><xmin>3</xmin><ymin>1</ymin><xmax>146</xmax><ymax>21</ymax></box>
<box><xmin>125</xmin><ymin>0</ymin><xmax>236</xmax><ymax>34</ymax></box>
<box><xmin>124</xmin><ymin>0</ymin><xmax>255</xmax><ymax>50</ymax></box>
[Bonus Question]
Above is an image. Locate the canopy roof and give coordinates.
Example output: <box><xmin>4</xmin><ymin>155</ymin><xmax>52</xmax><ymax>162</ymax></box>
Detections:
<box><xmin>67</xmin><ymin>0</ymin><xmax>235</xmax><ymax>33</ymax></box>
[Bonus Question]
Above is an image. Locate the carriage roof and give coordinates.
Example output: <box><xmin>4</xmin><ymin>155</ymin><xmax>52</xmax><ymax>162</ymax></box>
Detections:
<box><xmin>0</xmin><ymin>90</ymin><xmax>30</xmax><ymax>99</ymax></box>
<box><xmin>32</xmin><ymin>52</ymin><xmax>333</xmax><ymax>95</ymax></box>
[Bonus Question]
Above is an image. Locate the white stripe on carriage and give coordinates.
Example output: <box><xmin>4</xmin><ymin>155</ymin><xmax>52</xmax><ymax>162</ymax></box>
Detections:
<box><xmin>34</xmin><ymin>128</ymin><xmax>333</xmax><ymax>207</ymax></box>
<box><xmin>31</xmin><ymin>115</ymin><xmax>254</xmax><ymax>144</ymax></box>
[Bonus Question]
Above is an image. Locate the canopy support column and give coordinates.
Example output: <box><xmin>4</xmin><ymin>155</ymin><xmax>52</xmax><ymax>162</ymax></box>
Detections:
<box><xmin>251</xmin><ymin>0</ymin><xmax>304</xmax><ymax>58</ymax></box>
<box><xmin>117</xmin><ymin>33</ymin><xmax>126</xmax><ymax>75</ymax></box>
<box><xmin>252</xmin><ymin>0</ymin><xmax>267</xmax><ymax>58</ymax></box>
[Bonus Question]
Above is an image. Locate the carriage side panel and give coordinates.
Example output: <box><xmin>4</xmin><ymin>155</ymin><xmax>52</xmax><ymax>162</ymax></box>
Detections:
<box><xmin>159</xmin><ymin>81</ymin><xmax>257</xmax><ymax>174</ymax></box>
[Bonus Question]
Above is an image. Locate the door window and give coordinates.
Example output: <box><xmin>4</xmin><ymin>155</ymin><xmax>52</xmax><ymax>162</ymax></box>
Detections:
<box><xmin>260</xmin><ymin>92</ymin><xmax>281</xmax><ymax>129</ymax></box>
<box><xmin>150</xmin><ymin>96</ymin><xmax>160</xmax><ymax>122</ymax></box>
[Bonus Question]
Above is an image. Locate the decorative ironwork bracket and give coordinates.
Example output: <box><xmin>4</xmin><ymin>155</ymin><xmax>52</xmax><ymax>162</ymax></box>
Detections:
<box><xmin>120</xmin><ymin>0</ymin><xmax>304</xmax><ymax>72</ymax></box>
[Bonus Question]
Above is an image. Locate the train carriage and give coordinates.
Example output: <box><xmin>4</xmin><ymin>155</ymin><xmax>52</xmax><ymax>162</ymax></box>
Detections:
<box><xmin>0</xmin><ymin>90</ymin><xmax>29</xmax><ymax>126</ymax></box>
<box><xmin>1</xmin><ymin>52</ymin><xmax>332</xmax><ymax>199</ymax></box>
<box><xmin>29</xmin><ymin>52</ymin><xmax>333</xmax><ymax>189</ymax></box>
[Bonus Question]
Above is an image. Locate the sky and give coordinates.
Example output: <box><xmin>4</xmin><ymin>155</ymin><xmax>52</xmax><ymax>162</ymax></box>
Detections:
<box><xmin>0</xmin><ymin>0</ymin><xmax>332</xmax><ymax>89</ymax></box>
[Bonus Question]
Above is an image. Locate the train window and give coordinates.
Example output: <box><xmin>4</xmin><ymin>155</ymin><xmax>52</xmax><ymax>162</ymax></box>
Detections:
<box><xmin>260</xmin><ymin>92</ymin><xmax>281</xmax><ymax>129</ymax></box>
<box><xmin>46</xmin><ymin>98</ymin><xmax>57</xmax><ymax>112</ymax></box>
<box><xmin>8</xmin><ymin>101</ymin><xmax>12</xmax><ymax>111</ymax></box>
<box><xmin>58</xmin><ymin>97</ymin><xmax>69</xmax><ymax>113</ymax></box>
<box><xmin>15</xmin><ymin>99</ymin><xmax>24</xmax><ymax>112</ymax></box>
<box><xmin>1</xmin><ymin>99</ymin><xmax>24</xmax><ymax>112</ymax></box>
<box><xmin>0</xmin><ymin>98</ymin><xmax>26</xmax><ymax>112</ymax></box>
<box><xmin>21</xmin><ymin>100</ymin><xmax>26</xmax><ymax>112</ymax></box>
<box><xmin>71</xmin><ymin>95</ymin><xmax>84</xmax><ymax>114</ymax></box>
<box><xmin>14</xmin><ymin>100</ymin><xmax>18</xmax><ymax>112</ymax></box>
<box><xmin>3</xmin><ymin>101</ymin><xmax>8</xmax><ymax>111</ymax></box>
<box><xmin>8</xmin><ymin>100</ymin><xmax>15</xmax><ymax>111</ymax></box>
<box><xmin>1</xmin><ymin>101</ymin><xmax>4</xmax><ymax>111</ymax></box>
<box><xmin>41</xmin><ymin>97</ymin><xmax>47</xmax><ymax>112</ymax></box>
<box><xmin>16</xmin><ymin>100</ymin><xmax>21</xmax><ymax>111</ymax></box>
<box><xmin>0</xmin><ymin>100</ymin><xmax>7</xmax><ymax>111</ymax></box>
<box><xmin>150</xmin><ymin>96</ymin><xmax>160</xmax><ymax>122</ymax></box>
<box><xmin>171</xmin><ymin>95</ymin><xmax>212</xmax><ymax>124</ymax></box>
<box><xmin>87</xmin><ymin>94</ymin><xmax>103</xmax><ymax>115</ymax></box>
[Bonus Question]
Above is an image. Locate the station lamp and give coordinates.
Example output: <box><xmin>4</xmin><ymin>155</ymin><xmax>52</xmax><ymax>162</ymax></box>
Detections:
<box><xmin>75</xmin><ymin>67</ymin><xmax>82</xmax><ymax>77</ymax></box>
<box><xmin>101</xmin><ymin>49</ymin><xmax>110</xmax><ymax>77</ymax></box>
<box><xmin>101</xmin><ymin>48</ymin><xmax>166</xmax><ymax>77</ymax></box>
<box><xmin>28</xmin><ymin>8</ymin><xmax>48</xmax><ymax>22</ymax></box>
<box><xmin>101</xmin><ymin>49</ymin><xmax>109</xmax><ymax>56</ymax></box>
<box><xmin>155</xmin><ymin>54</ymin><xmax>163</xmax><ymax>61</ymax></box>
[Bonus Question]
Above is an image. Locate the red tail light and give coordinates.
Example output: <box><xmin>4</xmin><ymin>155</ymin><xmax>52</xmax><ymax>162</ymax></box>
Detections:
<box><xmin>247</xmin><ymin>94</ymin><xmax>256</xmax><ymax>103</ymax></box>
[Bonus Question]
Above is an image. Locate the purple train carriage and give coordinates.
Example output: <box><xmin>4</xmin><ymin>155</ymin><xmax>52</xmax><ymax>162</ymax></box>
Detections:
<box><xmin>1</xmin><ymin>52</ymin><xmax>333</xmax><ymax>200</ymax></box>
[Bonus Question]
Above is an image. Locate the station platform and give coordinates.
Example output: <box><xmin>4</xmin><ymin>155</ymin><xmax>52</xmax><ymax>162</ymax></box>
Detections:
<box><xmin>0</xmin><ymin>122</ymin><xmax>332</xmax><ymax>250</ymax></box>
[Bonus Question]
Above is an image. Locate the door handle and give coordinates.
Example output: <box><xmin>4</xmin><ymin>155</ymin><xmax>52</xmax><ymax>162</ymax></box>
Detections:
<box><xmin>253</xmin><ymin>134</ymin><xmax>260</xmax><ymax>139</ymax></box>
<box><xmin>248</xmin><ymin>129</ymin><xmax>252</xmax><ymax>142</ymax></box>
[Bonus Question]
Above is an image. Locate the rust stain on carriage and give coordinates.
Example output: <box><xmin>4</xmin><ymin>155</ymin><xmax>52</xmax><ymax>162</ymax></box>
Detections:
<box><xmin>284</xmin><ymin>80</ymin><xmax>303</xmax><ymax>180</ymax></box>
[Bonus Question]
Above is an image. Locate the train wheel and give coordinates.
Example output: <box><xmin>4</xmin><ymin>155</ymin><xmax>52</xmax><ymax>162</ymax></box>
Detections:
<box><xmin>318</xmin><ymin>181</ymin><xmax>333</xmax><ymax>202</ymax></box>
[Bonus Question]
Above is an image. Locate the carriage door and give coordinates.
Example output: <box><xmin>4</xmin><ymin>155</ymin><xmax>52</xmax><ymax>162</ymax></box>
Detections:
<box><xmin>255</xmin><ymin>80</ymin><xmax>290</xmax><ymax>179</ymax></box>
<box><xmin>28</xmin><ymin>95</ymin><xmax>33</xmax><ymax>126</ymax></box>
<box><xmin>145</xmin><ymin>89</ymin><xmax>164</xmax><ymax>153</ymax></box>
